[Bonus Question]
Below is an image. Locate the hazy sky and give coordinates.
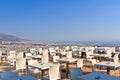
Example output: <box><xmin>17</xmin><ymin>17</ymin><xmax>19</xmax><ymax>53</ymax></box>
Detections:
<box><xmin>0</xmin><ymin>0</ymin><xmax>120</xmax><ymax>42</ymax></box>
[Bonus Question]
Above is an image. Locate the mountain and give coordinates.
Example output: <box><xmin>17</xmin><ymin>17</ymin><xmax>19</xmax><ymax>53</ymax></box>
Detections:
<box><xmin>0</xmin><ymin>33</ymin><xmax>29</xmax><ymax>42</ymax></box>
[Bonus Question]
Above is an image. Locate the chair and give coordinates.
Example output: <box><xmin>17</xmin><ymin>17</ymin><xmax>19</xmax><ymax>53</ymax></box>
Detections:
<box><xmin>37</xmin><ymin>48</ymin><xmax>43</xmax><ymax>55</ymax></box>
<box><xmin>53</xmin><ymin>55</ymin><xmax>60</xmax><ymax>63</ymax></box>
<box><xmin>0</xmin><ymin>50</ymin><xmax>2</xmax><ymax>63</ymax></box>
<box><xmin>49</xmin><ymin>48</ymin><xmax>56</xmax><ymax>56</ymax></box>
<box><xmin>7</xmin><ymin>51</ymin><xmax>16</xmax><ymax>67</ymax></box>
<box><xmin>27</xmin><ymin>60</ymin><xmax>41</xmax><ymax>79</ymax></box>
<box><xmin>77</xmin><ymin>59</ymin><xmax>84</xmax><ymax>69</ymax></box>
<box><xmin>42</xmin><ymin>64</ymin><xmax>61</xmax><ymax>80</ymax></box>
<box><xmin>16</xmin><ymin>58</ymin><xmax>27</xmax><ymax>74</ymax></box>
<box><xmin>90</xmin><ymin>59</ymin><xmax>97</xmax><ymax>71</ymax></box>
<box><xmin>43</xmin><ymin>49</ymin><xmax>49</xmax><ymax>56</ymax></box>
<box><xmin>49</xmin><ymin>64</ymin><xmax>61</xmax><ymax>80</ymax></box>
<box><xmin>16</xmin><ymin>52</ymin><xmax>24</xmax><ymax>58</ymax></box>
<box><xmin>66</xmin><ymin>51</ymin><xmax>73</xmax><ymax>58</ymax></box>
<box><xmin>72</xmin><ymin>50</ymin><xmax>81</xmax><ymax>58</ymax></box>
<box><xmin>0</xmin><ymin>70</ymin><xmax>18</xmax><ymax>80</ymax></box>
<box><xmin>42</xmin><ymin>55</ymin><xmax>49</xmax><ymax>63</ymax></box>
<box><xmin>25</xmin><ymin>52</ymin><xmax>32</xmax><ymax>59</ymax></box>
<box><xmin>69</xmin><ymin>68</ymin><xmax>83</xmax><ymax>80</ymax></box>
<box><xmin>30</xmin><ymin>48</ymin><xmax>36</xmax><ymax>54</ymax></box>
<box><xmin>113</xmin><ymin>54</ymin><xmax>119</xmax><ymax>63</ymax></box>
<box><xmin>86</xmin><ymin>51</ymin><xmax>92</xmax><ymax>60</ymax></box>
<box><xmin>9</xmin><ymin>50</ymin><xmax>16</xmax><ymax>55</ymax></box>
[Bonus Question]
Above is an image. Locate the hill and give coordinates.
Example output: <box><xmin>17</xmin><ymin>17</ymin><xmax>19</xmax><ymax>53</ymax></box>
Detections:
<box><xmin>0</xmin><ymin>33</ymin><xmax>28</xmax><ymax>42</ymax></box>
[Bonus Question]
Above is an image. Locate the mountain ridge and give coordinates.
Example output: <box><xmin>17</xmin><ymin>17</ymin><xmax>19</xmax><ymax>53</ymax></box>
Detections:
<box><xmin>0</xmin><ymin>33</ymin><xmax>29</xmax><ymax>42</ymax></box>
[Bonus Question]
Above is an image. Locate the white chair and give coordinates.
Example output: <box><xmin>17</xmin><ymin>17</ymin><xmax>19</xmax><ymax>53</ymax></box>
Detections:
<box><xmin>86</xmin><ymin>51</ymin><xmax>93</xmax><ymax>61</ymax></box>
<box><xmin>73</xmin><ymin>50</ymin><xmax>81</xmax><ymax>58</ymax></box>
<box><xmin>16</xmin><ymin>58</ymin><xmax>26</xmax><ymax>74</ymax></box>
<box><xmin>7</xmin><ymin>51</ymin><xmax>16</xmax><ymax>67</ymax></box>
<box><xmin>61</xmin><ymin>51</ymin><xmax>66</xmax><ymax>56</ymax></box>
<box><xmin>30</xmin><ymin>48</ymin><xmax>36</xmax><ymax>54</ymax></box>
<box><xmin>0</xmin><ymin>50</ymin><xmax>2</xmax><ymax>63</ymax></box>
<box><xmin>90</xmin><ymin>59</ymin><xmax>97</xmax><ymax>71</ymax></box>
<box><xmin>49</xmin><ymin>48</ymin><xmax>56</xmax><ymax>56</ymax></box>
<box><xmin>42</xmin><ymin>64</ymin><xmax>61</xmax><ymax>80</ymax></box>
<box><xmin>25</xmin><ymin>53</ymin><xmax>32</xmax><ymax>59</ymax></box>
<box><xmin>91</xmin><ymin>59</ymin><xmax>97</xmax><ymax>66</ymax></box>
<box><xmin>42</xmin><ymin>55</ymin><xmax>49</xmax><ymax>63</ymax></box>
<box><xmin>53</xmin><ymin>55</ymin><xmax>60</xmax><ymax>63</ymax></box>
<box><xmin>77</xmin><ymin>59</ymin><xmax>84</xmax><ymax>69</ymax></box>
<box><xmin>66</xmin><ymin>51</ymin><xmax>73</xmax><ymax>58</ymax></box>
<box><xmin>49</xmin><ymin>64</ymin><xmax>61</xmax><ymax>80</ymax></box>
<box><xmin>9</xmin><ymin>50</ymin><xmax>16</xmax><ymax>55</ymax></box>
<box><xmin>37</xmin><ymin>48</ymin><xmax>43</xmax><ymax>55</ymax></box>
<box><xmin>113</xmin><ymin>54</ymin><xmax>119</xmax><ymax>63</ymax></box>
<box><xmin>43</xmin><ymin>49</ymin><xmax>49</xmax><ymax>56</ymax></box>
<box><xmin>65</xmin><ymin>46</ymin><xmax>70</xmax><ymax>51</ymax></box>
<box><xmin>27</xmin><ymin>60</ymin><xmax>41</xmax><ymax>79</ymax></box>
<box><xmin>108</xmin><ymin>53</ymin><xmax>119</xmax><ymax>63</ymax></box>
<box><xmin>8</xmin><ymin>51</ymin><xmax>16</xmax><ymax>59</ymax></box>
<box><xmin>16</xmin><ymin>52</ymin><xmax>24</xmax><ymax>58</ymax></box>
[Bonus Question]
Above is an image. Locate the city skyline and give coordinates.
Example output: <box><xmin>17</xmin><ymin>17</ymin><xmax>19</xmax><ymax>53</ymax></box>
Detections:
<box><xmin>0</xmin><ymin>0</ymin><xmax>120</xmax><ymax>42</ymax></box>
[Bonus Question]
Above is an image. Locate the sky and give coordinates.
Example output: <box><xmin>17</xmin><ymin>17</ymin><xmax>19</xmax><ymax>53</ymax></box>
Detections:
<box><xmin>0</xmin><ymin>0</ymin><xmax>120</xmax><ymax>42</ymax></box>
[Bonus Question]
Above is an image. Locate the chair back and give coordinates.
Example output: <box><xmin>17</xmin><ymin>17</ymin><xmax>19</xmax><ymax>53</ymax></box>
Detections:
<box><xmin>113</xmin><ymin>54</ymin><xmax>119</xmax><ymax>63</ymax></box>
<box><xmin>43</xmin><ymin>49</ymin><xmax>49</xmax><ymax>56</ymax></box>
<box><xmin>16</xmin><ymin>52</ymin><xmax>24</xmax><ymax>58</ymax></box>
<box><xmin>66</xmin><ymin>51</ymin><xmax>73</xmax><ymax>58</ymax></box>
<box><xmin>30</xmin><ymin>48</ymin><xmax>36</xmax><ymax>54</ymax></box>
<box><xmin>49</xmin><ymin>64</ymin><xmax>60</xmax><ymax>80</ymax></box>
<box><xmin>91</xmin><ymin>59</ymin><xmax>97</xmax><ymax>66</ymax></box>
<box><xmin>42</xmin><ymin>55</ymin><xmax>49</xmax><ymax>63</ymax></box>
<box><xmin>0</xmin><ymin>50</ymin><xmax>2</xmax><ymax>56</ymax></box>
<box><xmin>37</xmin><ymin>48</ymin><xmax>43</xmax><ymax>54</ymax></box>
<box><xmin>16</xmin><ymin>58</ymin><xmax>26</xmax><ymax>70</ymax></box>
<box><xmin>77</xmin><ymin>59</ymin><xmax>83</xmax><ymax>68</ymax></box>
<box><xmin>28</xmin><ymin>59</ymin><xmax>38</xmax><ymax>65</ymax></box>
<box><xmin>53</xmin><ymin>55</ymin><xmax>60</xmax><ymax>63</ymax></box>
<box><xmin>25</xmin><ymin>53</ymin><xmax>32</xmax><ymax>59</ymax></box>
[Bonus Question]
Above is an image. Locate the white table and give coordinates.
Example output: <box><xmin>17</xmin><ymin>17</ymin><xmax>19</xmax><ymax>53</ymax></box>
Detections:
<box><xmin>90</xmin><ymin>54</ymin><xmax>108</xmax><ymax>57</ymax></box>
<box><xmin>31</xmin><ymin>55</ymin><xmax>43</xmax><ymax>59</ymax></box>
<box><xmin>94</xmin><ymin>61</ymin><xmax>120</xmax><ymax>74</ymax></box>
<box><xmin>57</xmin><ymin>58</ymin><xmax>78</xmax><ymax>63</ymax></box>
<box><xmin>28</xmin><ymin>63</ymin><xmax>54</xmax><ymax>70</ymax></box>
<box><xmin>78</xmin><ymin>72</ymin><xmax>120</xmax><ymax>80</ymax></box>
<box><xmin>28</xmin><ymin>63</ymin><xmax>54</xmax><ymax>78</ymax></box>
<box><xmin>90</xmin><ymin>54</ymin><xmax>109</xmax><ymax>61</ymax></box>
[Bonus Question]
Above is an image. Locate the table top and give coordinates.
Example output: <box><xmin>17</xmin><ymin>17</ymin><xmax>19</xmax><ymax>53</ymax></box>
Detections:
<box><xmin>57</xmin><ymin>58</ymin><xmax>78</xmax><ymax>63</ymax></box>
<box><xmin>90</xmin><ymin>54</ymin><xmax>108</xmax><ymax>57</ymax></box>
<box><xmin>94</xmin><ymin>61</ymin><xmax>120</xmax><ymax>68</ymax></box>
<box><xmin>31</xmin><ymin>55</ymin><xmax>43</xmax><ymax>59</ymax></box>
<box><xmin>0</xmin><ymin>55</ymin><xmax>7</xmax><ymax>57</ymax></box>
<box><xmin>28</xmin><ymin>63</ymin><xmax>54</xmax><ymax>70</ymax></box>
<box><xmin>78</xmin><ymin>72</ymin><xmax>120</xmax><ymax>80</ymax></box>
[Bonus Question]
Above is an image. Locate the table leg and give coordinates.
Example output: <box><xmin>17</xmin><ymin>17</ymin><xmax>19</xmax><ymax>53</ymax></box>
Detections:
<box><xmin>66</xmin><ymin>62</ymin><xmax>69</xmax><ymax>78</ymax></box>
<box><xmin>107</xmin><ymin>67</ymin><xmax>110</xmax><ymax>74</ymax></box>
